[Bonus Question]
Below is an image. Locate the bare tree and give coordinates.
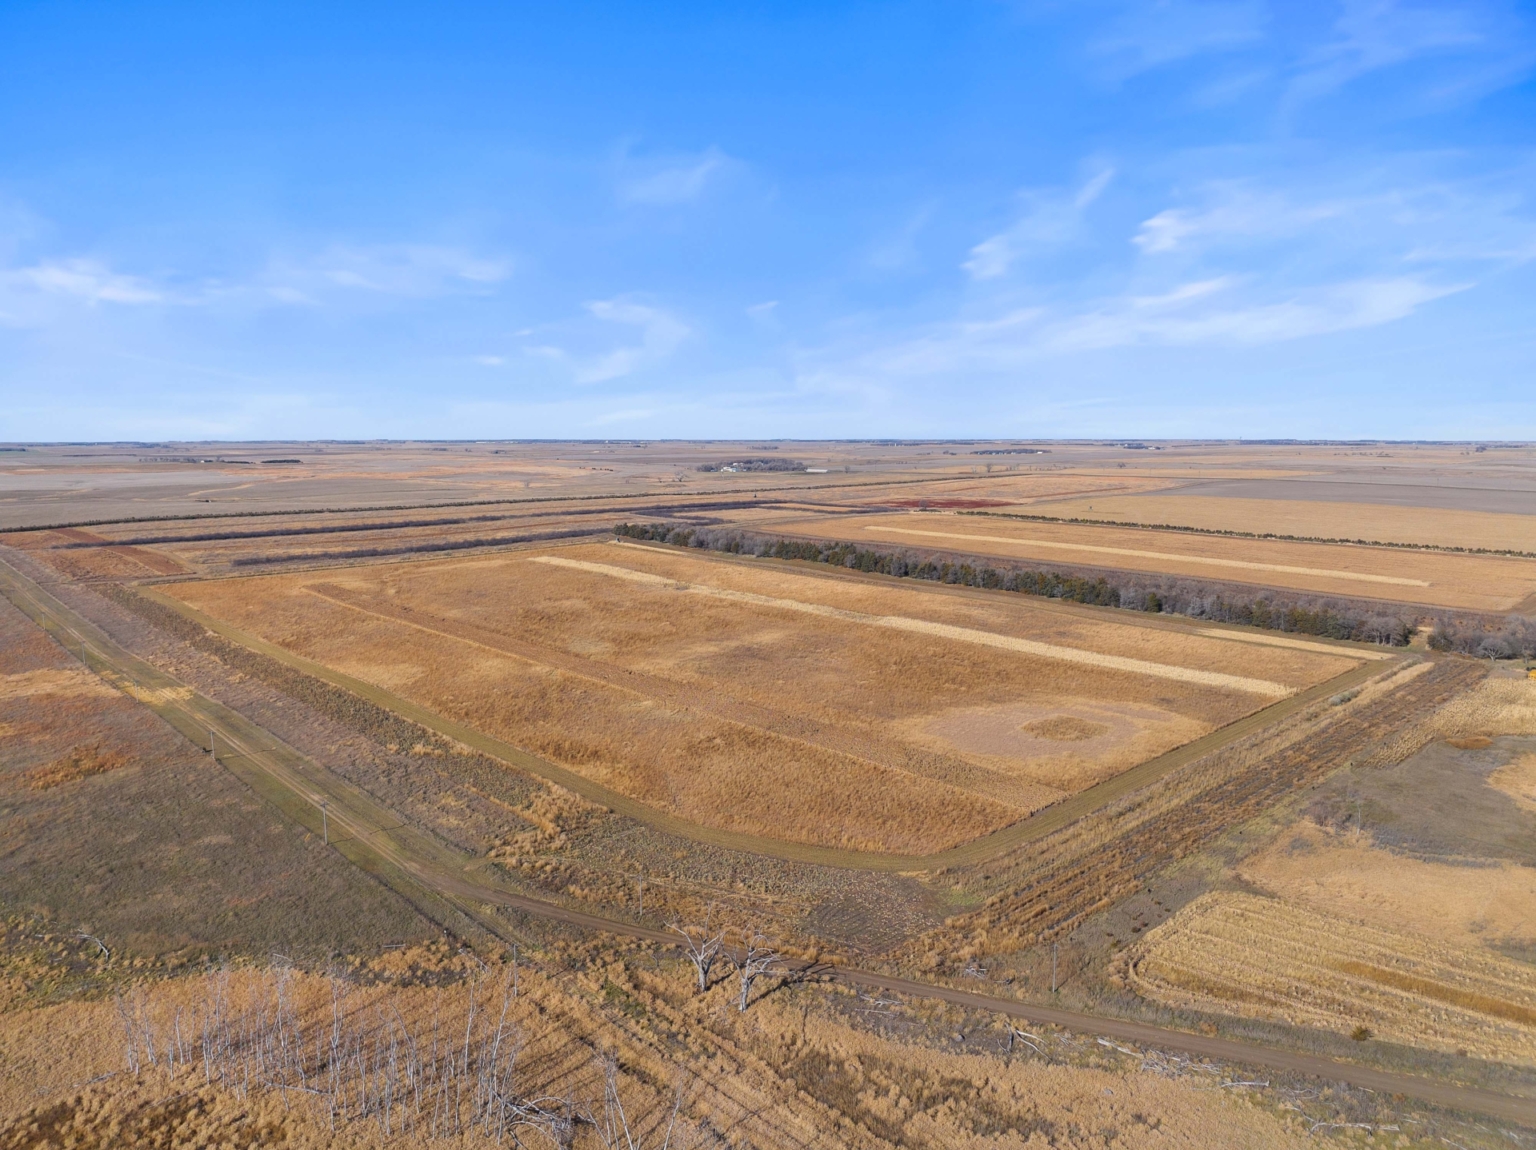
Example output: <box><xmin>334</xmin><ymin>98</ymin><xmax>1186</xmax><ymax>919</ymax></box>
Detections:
<box><xmin>587</xmin><ymin>1054</ymin><xmax>686</xmax><ymax>1150</ymax></box>
<box><xmin>669</xmin><ymin>921</ymin><xmax>724</xmax><ymax>994</ymax></box>
<box><xmin>728</xmin><ymin>932</ymin><xmax>781</xmax><ymax>1014</ymax></box>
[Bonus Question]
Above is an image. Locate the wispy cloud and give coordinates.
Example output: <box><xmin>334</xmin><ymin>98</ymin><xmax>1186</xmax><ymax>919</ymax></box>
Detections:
<box><xmin>575</xmin><ymin>298</ymin><xmax>691</xmax><ymax>383</ymax></box>
<box><xmin>6</xmin><ymin>258</ymin><xmax>162</xmax><ymax>304</ymax></box>
<box><xmin>265</xmin><ymin>244</ymin><xmax>509</xmax><ymax>303</ymax></box>
<box><xmin>1287</xmin><ymin>0</ymin><xmax>1535</xmax><ymax>110</ymax></box>
<box><xmin>1090</xmin><ymin>0</ymin><xmax>1267</xmax><ymax>79</ymax></box>
<box><xmin>1134</xmin><ymin>183</ymin><xmax>1346</xmax><ymax>253</ymax></box>
<box><xmin>618</xmin><ymin>147</ymin><xmax>734</xmax><ymax>206</ymax></box>
<box><xmin>964</xmin><ymin>168</ymin><xmax>1114</xmax><ymax>279</ymax></box>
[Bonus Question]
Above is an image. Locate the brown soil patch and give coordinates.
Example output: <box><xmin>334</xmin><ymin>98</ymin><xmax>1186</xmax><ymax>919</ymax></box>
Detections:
<box><xmin>1448</xmin><ymin>735</ymin><xmax>1494</xmax><ymax>749</ymax></box>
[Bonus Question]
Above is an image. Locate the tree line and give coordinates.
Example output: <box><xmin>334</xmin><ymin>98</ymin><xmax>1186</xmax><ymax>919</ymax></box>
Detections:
<box><xmin>614</xmin><ymin>522</ymin><xmax>1419</xmax><ymax>645</ymax></box>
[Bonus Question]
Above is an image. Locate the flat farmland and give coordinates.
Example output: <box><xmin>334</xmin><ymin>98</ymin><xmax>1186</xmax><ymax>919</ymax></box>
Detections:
<box><xmin>1129</xmin><ymin>891</ymin><xmax>1536</xmax><ymax>1065</ymax></box>
<box><xmin>765</xmin><ymin>511</ymin><xmax>1536</xmax><ymax>611</ymax></box>
<box><xmin>1010</xmin><ymin>492</ymin><xmax>1536</xmax><ymax>555</ymax></box>
<box><xmin>162</xmin><ymin>541</ymin><xmax>1360</xmax><ymax>855</ymax></box>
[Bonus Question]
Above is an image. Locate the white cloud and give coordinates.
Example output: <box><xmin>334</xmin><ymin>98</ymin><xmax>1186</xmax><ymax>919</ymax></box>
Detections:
<box><xmin>853</xmin><ymin>274</ymin><xmax>1462</xmax><ymax>377</ymax></box>
<box><xmin>267</xmin><ymin>244</ymin><xmax>509</xmax><ymax>301</ymax></box>
<box><xmin>746</xmin><ymin>300</ymin><xmax>779</xmax><ymax>322</ymax></box>
<box><xmin>575</xmin><ymin>299</ymin><xmax>691</xmax><ymax>383</ymax></box>
<box><xmin>964</xmin><ymin>169</ymin><xmax>1115</xmax><ymax>280</ymax></box>
<box><xmin>7</xmin><ymin>258</ymin><xmax>163</xmax><ymax>304</ymax></box>
<box><xmin>618</xmin><ymin>147</ymin><xmax>733</xmax><ymax>206</ymax></box>
<box><xmin>1134</xmin><ymin>184</ymin><xmax>1345</xmax><ymax>252</ymax></box>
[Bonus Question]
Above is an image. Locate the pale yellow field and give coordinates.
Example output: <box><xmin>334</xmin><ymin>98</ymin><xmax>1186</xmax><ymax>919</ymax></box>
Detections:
<box><xmin>1241</xmin><ymin>820</ymin><xmax>1536</xmax><ymax>955</ymax></box>
<box><xmin>1129</xmin><ymin>891</ymin><xmax>1536</xmax><ymax>1064</ymax></box>
<box><xmin>1019</xmin><ymin>493</ymin><xmax>1536</xmax><ymax>555</ymax></box>
<box><xmin>164</xmin><ymin>543</ymin><xmax>1357</xmax><ymax>854</ymax></box>
<box><xmin>767</xmin><ymin>511</ymin><xmax>1536</xmax><ymax>611</ymax></box>
<box><xmin>1432</xmin><ymin>675</ymin><xmax>1536</xmax><ymax>739</ymax></box>
<box><xmin>0</xmin><ymin>955</ymin><xmax>1314</xmax><ymax>1150</ymax></box>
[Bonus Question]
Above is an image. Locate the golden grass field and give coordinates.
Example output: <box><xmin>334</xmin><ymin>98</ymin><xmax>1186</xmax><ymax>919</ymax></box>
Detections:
<box><xmin>1012</xmin><ymin>493</ymin><xmax>1536</xmax><ymax>555</ymax></box>
<box><xmin>162</xmin><ymin>542</ymin><xmax>1359</xmax><ymax>855</ymax></box>
<box><xmin>0</xmin><ymin>950</ymin><xmax>1319</xmax><ymax>1150</ymax></box>
<box><xmin>1128</xmin><ymin>891</ymin><xmax>1536</xmax><ymax>1065</ymax></box>
<box><xmin>1239</xmin><ymin>818</ymin><xmax>1536</xmax><ymax>954</ymax></box>
<box><xmin>764</xmin><ymin>512</ymin><xmax>1536</xmax><ymax>611</ymax></box>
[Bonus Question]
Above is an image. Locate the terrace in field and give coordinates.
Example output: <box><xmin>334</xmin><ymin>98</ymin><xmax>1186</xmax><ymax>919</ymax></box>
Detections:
<box><xmin>164</xmin><ymin>541</ymin><xmax>1364</xmax><ymax>854</ymax></box>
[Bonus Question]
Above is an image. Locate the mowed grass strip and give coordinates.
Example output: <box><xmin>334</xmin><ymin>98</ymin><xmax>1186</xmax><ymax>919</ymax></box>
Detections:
<box><xmin>531</xmin><ymin>555</ymin><xmax>1295</xmax><ymax>698</ymax></box>
<box><xmin>860</xmin><ymin>524</ymin><xmax>1431</xmax><ymax>587</ymax></box>
<box><xmin>1130</xmin><ymin>892</ymin><xmax>1536</xmax><ymax>1065</ymax></box>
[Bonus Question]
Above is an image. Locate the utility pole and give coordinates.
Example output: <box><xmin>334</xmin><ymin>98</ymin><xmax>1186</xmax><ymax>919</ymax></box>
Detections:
<box><xmin>1051</xmin><ymin>943</ymin><xmax>1058</xmax><ymax>994</ymax></box>
<box><xmin>321</xmin><ymin>801</ymin><xmax>329</xmax><ymax>845</ymax></box>
<box><xmin>636</xmin><ymin>877</ymin><xmax>644</xmax><ymax>916</ymax></box>
<box><xmin>208</xmin><ymin>729</ymin><xmax>216</xmax><ymax>759</ymax></box>
<box><xmin>512</xmin><ymin>944</ymin><xmax>519</xmax><ymax>999</ymax></box>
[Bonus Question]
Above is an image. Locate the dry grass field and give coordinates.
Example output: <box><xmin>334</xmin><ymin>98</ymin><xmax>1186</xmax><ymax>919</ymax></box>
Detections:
<box><xmin>1015</xmin><ymin>494</ymin><xmax>1536</xmax><ymax>555</ymax></box>
<box><xmin>764</xmin><ymin>512</ymin><xmax>1536</xmax><ymax>611</ymax></box>
<box><xmin>0</xmin><ymin>948</ymin><xmax>1331</xmax><ymax>1150</ymax></box>
<box><xmin>1127</xmin><ymin>891</ymin><xmax>1536</xmax><ymax>1065</ymax></box>
<box><xmin>0</xmin><ymin>592</ymin><xmax>435</xmax><ymax>972</ymax></box>
<box><xmin>161</xmin><ymin>542</ymin><xmax>1358</xmax><ymax>854</ymax></box>
<box><xmin>1240</xmin><ymin>820</ymin><xmax>1536</xmax><ymax>958</ymax></box>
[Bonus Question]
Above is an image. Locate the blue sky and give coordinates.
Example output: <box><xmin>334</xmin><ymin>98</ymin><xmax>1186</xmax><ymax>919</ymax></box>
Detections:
<box><xmin>2</xmin><ymin>0</ymin><xmax>1534</xmax><ymax>441</ymax></box>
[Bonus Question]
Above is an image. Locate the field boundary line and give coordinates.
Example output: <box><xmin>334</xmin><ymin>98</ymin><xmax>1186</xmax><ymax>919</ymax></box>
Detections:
<box><xmin>2</xmin><ymin>559</ymin><xmax>1532</xmax><ymax>1126</ymax></box>
<box><xmin>531</xmin><ymin>554</ymin><xmax>1295</xmax><ymax>698</ymax></box>
<box><xmin>859</xmin><ymin>524</ymin><xmax>1434</xmax><ymax>587</ymax></box>
<box><xmin>137</xmin><ymin>581</ymin><xmax>1399</xmax><ymax>872</ymax></box>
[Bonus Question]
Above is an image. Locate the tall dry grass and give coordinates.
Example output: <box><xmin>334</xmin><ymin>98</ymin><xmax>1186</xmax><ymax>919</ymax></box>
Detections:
<box><xmin>1126</xmin><ymin>891</ymin><xmax>1536</xmax><ymax>1065</ymax></box>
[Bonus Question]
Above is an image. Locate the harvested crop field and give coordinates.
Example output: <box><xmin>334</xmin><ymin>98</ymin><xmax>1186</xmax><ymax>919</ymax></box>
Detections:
<box><xmin>1128</xmin><ymin>891</ymin><xmax>1536</xmax><ymax>1065</ymax></box>
<box><xmin>767</xmin><ymin>512</ymin><xmax>1536</xmax><ymax>611</ymax></box>
<box><xmin>162</xmin><ymin>542</ymin><xmax>1361</xmax><ymax>855</ymax></box>
<box><xmin>1011</xmin><ymin>493</ymin><xmax>1536</xmax><ymax>555</ymax></box>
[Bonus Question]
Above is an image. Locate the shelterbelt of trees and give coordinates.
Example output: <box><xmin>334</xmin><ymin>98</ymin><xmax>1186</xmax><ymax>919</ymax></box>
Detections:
<box><xmin>614</xmin><ymin>523</ymin><xmax>1421</xmax><ymax>646</ymax></box>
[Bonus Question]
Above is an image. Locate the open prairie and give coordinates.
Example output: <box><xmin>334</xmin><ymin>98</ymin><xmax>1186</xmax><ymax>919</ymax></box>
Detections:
<box><xmin>161</xmin><ymin>540</ymin><xmax>1360</xmax><ymax>854</ymax></box>
<box><xmin>763</xmin><ymin>511</ymin><xmax>1536</xmax><ymax>611</ymax></box>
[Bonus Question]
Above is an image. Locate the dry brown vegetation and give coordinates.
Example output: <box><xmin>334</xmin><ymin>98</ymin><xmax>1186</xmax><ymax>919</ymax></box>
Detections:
<box><xmin>162</xmin><ymin>543</ymin><xmax>1354</xmax><ymax>854</ymax></box>
<box><xmin>1023</xmin><ymin>493</ymin><xmax>1536</xmax><ymax>555</ymax></box>
<box><xmin>764</xmin><ymin>512</ymin><xmax>1536</xmax><ymax>611</ymax></box>
<box><xmin>1126</xmin><ymin>891</ymin><xmax>1536</xmax><ymax>1065</ymax></box>
<box><xmin>20</xmin><ymin>743</ymin><xmax>128</xmax><ymax>790</ymax></box>
<box><xmin>0</xmin><ymin>949</ymin><xmax>1326</xmax><ymax>1150</ymax></box>
<box><xmin>901</xmin><ymin>659</ymin><xmax>1478</xmax><ymax>969</ymax></box>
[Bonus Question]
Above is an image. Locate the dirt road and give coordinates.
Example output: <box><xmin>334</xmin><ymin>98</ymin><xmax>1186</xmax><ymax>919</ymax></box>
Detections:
<box><xmin>2</xmin><ymin>555</ymin><xmax>1531</xmax><ymax>1126</ymax></box>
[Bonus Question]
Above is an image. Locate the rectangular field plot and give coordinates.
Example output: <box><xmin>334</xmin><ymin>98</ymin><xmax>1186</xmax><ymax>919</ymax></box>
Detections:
<box><xmin>163</xmin><ymin>541</ymin><xmax>1362</xmax><ymax>854</ymax></box>
<box><xmin>765</xmin><ymin>511</ymin><xmax>1536</xmax><ymax>612</ymax></box>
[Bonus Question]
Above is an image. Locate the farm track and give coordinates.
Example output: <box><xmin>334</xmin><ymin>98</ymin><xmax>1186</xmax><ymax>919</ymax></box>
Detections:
<box><xmin>139</xmin><ymin>581</ymin><xmax>1391</xmax><ymax>871</ymax></box>
<box><xmin>959</xmin><ymin>659</ymin><xmax>1484</xmax><ymax>949</ymax></box>
<box><xmin>2</xmin><ymin>557</ymin><xmax>1533</xmax><ymax>1125</ymax></box>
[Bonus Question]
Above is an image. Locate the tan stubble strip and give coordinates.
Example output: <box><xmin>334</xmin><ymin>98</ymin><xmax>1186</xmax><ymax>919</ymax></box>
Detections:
<box><xmin>528</xmin><ymin>555</ymin><xmax>1295</xmax><ymax>698</ymax></box>
<box><xmin>861</xmin><ymin>525</ymin><xmax>1432</xmax><ymax>588</ymax></box>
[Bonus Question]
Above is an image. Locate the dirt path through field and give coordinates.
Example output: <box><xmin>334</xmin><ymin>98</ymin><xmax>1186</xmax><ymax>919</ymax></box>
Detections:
<box><xmin>2</xmin><ymin>557</ymin><xmax>1531</xmax><ymax>1125</ymax></box>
